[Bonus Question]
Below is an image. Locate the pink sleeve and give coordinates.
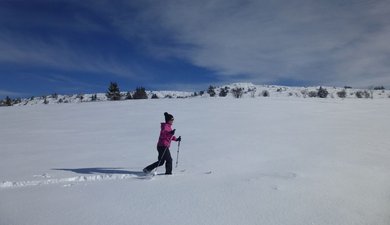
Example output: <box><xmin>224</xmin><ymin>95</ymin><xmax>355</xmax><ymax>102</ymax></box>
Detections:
<box><xmin>161</xmin><ymin>126</ymin><xmax>176</xmax><ymax>141</ymax></box>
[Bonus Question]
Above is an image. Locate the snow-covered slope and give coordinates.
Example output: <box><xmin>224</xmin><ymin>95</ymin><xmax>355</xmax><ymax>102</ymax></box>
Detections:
<box><xmin>8</xmin><ymin>83</ymin><xmax>390</xmax><ymax>106</ymax></box>
<box><xmin>211</xmin><ymin>83</ymin><xmax>390</xmax><ymax>99</ymax></box>
<box><xmin>1</xmin><ymin>98</ymin><xmax>389</xmax><ymax>225</ymax></box>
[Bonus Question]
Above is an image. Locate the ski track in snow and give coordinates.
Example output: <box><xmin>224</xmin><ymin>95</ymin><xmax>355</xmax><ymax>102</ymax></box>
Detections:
<box><xmin>0</xmin><ymin>169</ymin><xmax>194</xmax><ymax>189</ymax></box>
<box><xmin>0</xmin><ymin>173</ymin><xmax>143</xmax><ymax>189</ymax></box>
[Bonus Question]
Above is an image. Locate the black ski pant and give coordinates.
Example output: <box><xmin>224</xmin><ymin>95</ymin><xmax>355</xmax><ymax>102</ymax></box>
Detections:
<box><xmin>144</xmin><ymin>146</ymin><xmax>172</xmax><ymax>174</ymax></box>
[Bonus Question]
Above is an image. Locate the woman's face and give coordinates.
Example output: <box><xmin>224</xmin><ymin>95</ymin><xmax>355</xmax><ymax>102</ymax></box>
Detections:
<box><xmin>168</xmin><ymin>119</ymin><xmax>174</xmax><ymax>125</ymax></box>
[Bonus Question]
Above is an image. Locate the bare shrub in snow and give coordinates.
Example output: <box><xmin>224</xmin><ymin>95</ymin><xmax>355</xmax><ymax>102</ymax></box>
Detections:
<box><xmin>207</xmin><ymin>86</ymin><xmax>216</xmax><ymax>97</ymax></box>
<box><xmin>337</xmin><ymin>90</ymin><xmax>347</xmax><ymax>98</ymax></box>
<box><xmin>356</xmin><ymin>91</ymin><xmax>370</xmax><ymax>99</ymax></box>
<box><xmin>219</xmin><ymin>87</ymin><xmax>229</xmax><ymax>97</ymax></box>
<box><xmin>317</xmin><ymin>87</ymin><xmax>329</xmax><ymax>98</ymax></box>
<box><xmin>77</xmin><ymin>94</ymin><xmax>84</xmax><ymax>102</ymax></box>
<box><xmin>125</xmin><ymin>92</ymin><xmax>133</xmax><ymax>100</ymax></box>
<box><xmin>301</xmin><ymin>90</ymin><xmax>308</xmax><ymax>98</ymax></box>
<box><xmin>261</xmin><ymin>90</ymin><xmax>270</xmax><ymax>97</ymax></box>
<box><xmin>51</xmin><ymin>93</ymin><xmax>58</xmax><ymax>99</ymax></box>
<box><xmin>231</xmin><ymin>87</ymin><xmax>243</xmax><ymax>98</ymax></box>
<box><xmin>248</xmin><ymin>88</ymin><xmax>257</xmax><ymax>98</ymax></box>
<box><xmin>374</xmin><ymin>86</ymin><xmax>385</xmax><ymax>90</ymax></box>
<box><xmin>308</xmin><ymin>91</ymin><xmax>317</xmax><ymax>98</ymax></box>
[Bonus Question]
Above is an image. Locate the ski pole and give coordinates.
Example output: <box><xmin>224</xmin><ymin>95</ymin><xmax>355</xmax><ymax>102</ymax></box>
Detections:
<box><xmin>175</xmin><ymin>141</ymin><xmax>181</xmax><ymax>168</ymax></box>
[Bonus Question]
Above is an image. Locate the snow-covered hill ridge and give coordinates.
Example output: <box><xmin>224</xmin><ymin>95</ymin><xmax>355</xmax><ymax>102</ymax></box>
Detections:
<box><xmin>9</xmin><ymin>83</ymin><xmax>390</xmax><ymax>106</ymax></box>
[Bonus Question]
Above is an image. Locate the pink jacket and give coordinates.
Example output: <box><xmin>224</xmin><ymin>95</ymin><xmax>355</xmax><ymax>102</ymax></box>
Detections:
<box><xmin>157</xmin><ymin>123</ymin><xmax>177</xmax><ymax>148</ymax></box>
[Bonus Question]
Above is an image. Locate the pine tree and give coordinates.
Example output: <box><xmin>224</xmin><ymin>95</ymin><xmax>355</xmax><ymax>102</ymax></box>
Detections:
<box><xmin>133</xmin><ymin>87</ymin><xmax>148</xmax><ymax>99</ymax></box>
<box><xmin>91</xmin><ymin>94</ymin><xmax>98</xmax><ymax>101</ymax></box>
<box><xmin>5</xmin><ymin>96</ymin><xmax>12</xmax><ymax>106</ymax></box>
<box><xmin>106</xmin><ymin>82</ymin><xmax>121</xmax><ymax>101</ymax></box>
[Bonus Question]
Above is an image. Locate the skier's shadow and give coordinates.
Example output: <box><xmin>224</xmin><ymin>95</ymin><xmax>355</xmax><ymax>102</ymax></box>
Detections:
<box><xmin>52</xmin><ymin>167</ymin><xmax>145</xmax><ymax>176</ymax></box>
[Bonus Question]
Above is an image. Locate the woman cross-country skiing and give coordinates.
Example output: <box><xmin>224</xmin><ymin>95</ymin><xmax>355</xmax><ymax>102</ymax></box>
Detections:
<box><xmin>143</xmin><ymin>112</ymin><xmax>181</xmax><ymax>175</ymax></box>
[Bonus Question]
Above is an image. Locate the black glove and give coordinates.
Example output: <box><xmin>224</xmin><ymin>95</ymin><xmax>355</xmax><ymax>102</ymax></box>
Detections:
<box><xmin>170</xmin><ymin>129</ymin><xmax>176</xmax><ymax>135</ymax></box>
<box><xmin>176</xmin><ymin>136</ymin><xmax>181</xmax><ymax>142</ymax></box>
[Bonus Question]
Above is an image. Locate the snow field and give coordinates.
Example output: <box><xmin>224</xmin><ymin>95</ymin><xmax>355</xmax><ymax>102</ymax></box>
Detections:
<box><xmin>1</xmin><ymin>98</ymin><xmax>389</xmax><ymax>225</ymax></box>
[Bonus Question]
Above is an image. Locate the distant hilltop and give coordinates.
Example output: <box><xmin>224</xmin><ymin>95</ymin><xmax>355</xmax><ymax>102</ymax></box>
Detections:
<box><xmin>1</xmin><ymin>83</ymin><xmax>389</xmax><ymax>107</ymax></box>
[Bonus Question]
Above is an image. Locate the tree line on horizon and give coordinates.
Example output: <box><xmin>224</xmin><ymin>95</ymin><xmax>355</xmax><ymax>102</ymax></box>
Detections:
<box><xmin>1</xmin><ymin>83</ymin><xmax>388</xmax><ymax>107</ymax></box>
<box><xmin>105</xmin><ymin>82</ymin><xmax>150</xmax><ymax>101</ymax></box>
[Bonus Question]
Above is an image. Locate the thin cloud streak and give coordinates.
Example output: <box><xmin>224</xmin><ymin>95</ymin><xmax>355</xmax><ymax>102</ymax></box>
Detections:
<box><xmin>0</xmin><ymin>89</ymin><xmax>27</xmax><ymax>97</ymax></box>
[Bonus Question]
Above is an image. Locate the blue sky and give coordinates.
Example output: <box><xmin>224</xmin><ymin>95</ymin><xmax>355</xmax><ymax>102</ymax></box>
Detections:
<box><xmin>1</xmin><ymin>0</ymin><xmax>390</xmax><ymax>98</ymax></box>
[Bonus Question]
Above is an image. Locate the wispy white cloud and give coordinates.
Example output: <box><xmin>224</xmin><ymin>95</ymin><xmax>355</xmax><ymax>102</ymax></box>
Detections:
<box><xmin>149</xmin><ymin>81</ymin><xmax>216</xmax><ymax>92</ymax></box>
<box><xmin>0</xmin><ymin>31</ymin><xmax>139</xmax><ymax>78</ymax></box>
<box><xmin>103</xmin><ymin>0</ymin><xmax>390</xmax><ymax>87</ymax></box>
<box><xmin>2</xmin><ymin>0</ymin><xmax>390</xmax><ymax>90</ymax></box>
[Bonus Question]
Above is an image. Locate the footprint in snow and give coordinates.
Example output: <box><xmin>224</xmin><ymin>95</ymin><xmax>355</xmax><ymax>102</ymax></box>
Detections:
<box><xmin>259</xmin><ymin>172</ymin><xmax>297</xmax><ymax>180</ymax></box>
<box><xmin>271</xmin><ymin>185</ymin><xmax>279</xmax><ymax>190</ymax></box>
<box><xmin>33</xmin><ymin>173</ymin><xmax>51</xmax><ymax>178</ymax></box>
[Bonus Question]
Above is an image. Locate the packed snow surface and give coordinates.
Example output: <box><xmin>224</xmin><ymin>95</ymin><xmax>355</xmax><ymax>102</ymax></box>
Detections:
<box><xmin>1</xmin><ymin>98</ymin><xmax>389</xmax><ymax>225</ymax></box>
